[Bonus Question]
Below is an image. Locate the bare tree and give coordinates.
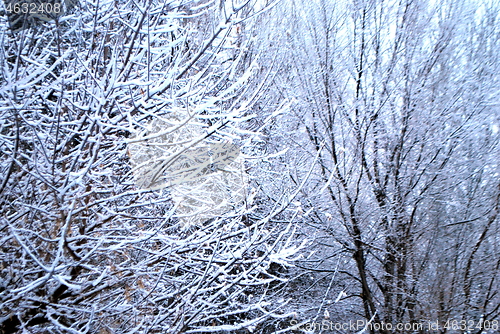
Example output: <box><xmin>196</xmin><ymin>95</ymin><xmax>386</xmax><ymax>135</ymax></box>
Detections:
<box><xmin>269</xmin><ymin>0</ymin><xmax>500</xmax><ymax>331</ymax></box>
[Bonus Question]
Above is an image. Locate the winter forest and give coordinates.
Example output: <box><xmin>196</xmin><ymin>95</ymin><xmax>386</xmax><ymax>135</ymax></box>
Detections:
<box><xmin>1</xmin><ymin>0</ymin><xmax>499</xmax><ymax>332</ymax></box>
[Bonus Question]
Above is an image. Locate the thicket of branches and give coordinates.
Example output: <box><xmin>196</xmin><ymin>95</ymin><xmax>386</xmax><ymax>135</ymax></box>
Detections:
<box><xmin>0</xmin><ymin>0</ymin><xmax>306</xmax><ymax>333</ymax></box>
